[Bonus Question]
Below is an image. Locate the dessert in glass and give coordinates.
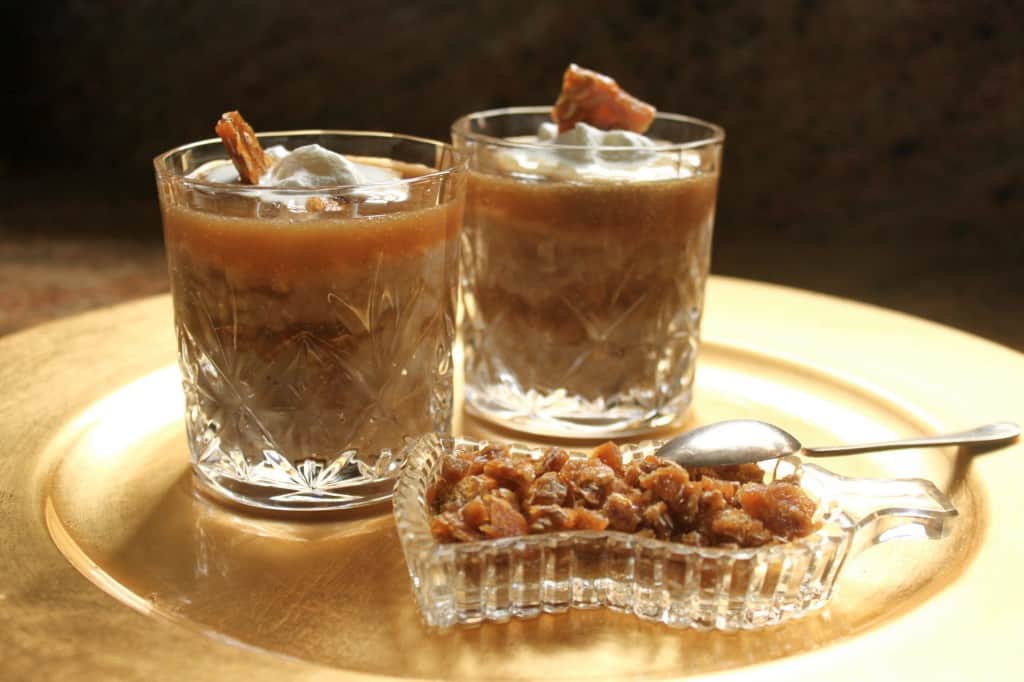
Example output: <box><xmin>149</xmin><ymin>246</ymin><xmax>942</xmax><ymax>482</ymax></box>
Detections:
<box><xmin>154</xmin><ymin>113</ymin><xmax>465</xmax><ymax>511</ymax></box>
<box><xmin>452</xmin><ymin>66</ymin><xmax>724</xmax><ymax>437</ymax></box>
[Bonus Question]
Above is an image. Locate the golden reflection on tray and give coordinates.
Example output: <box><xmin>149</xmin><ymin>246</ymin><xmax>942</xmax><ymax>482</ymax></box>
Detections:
<box><xmin>3</xmin><ymin>277</ymin><xmax>1022</xmax><ymax>681</ymax></box>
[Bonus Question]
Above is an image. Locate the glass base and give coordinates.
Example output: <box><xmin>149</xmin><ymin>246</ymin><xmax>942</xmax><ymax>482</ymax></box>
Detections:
<box><xmin>463</xmin><ymin>384</ymin><xmax>690</xmax><ymax>438</ymax></box>
<box><xmin>193</xmin><ymin>460</ymin><xmax>397</xmax><ymax>512</ymax></box>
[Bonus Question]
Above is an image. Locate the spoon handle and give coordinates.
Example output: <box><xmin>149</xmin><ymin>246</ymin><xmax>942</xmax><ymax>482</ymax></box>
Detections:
<box><xmin>803</xmin><ymin>422</ymin><xmax>1020</xmax><ymax>457</ymax></box>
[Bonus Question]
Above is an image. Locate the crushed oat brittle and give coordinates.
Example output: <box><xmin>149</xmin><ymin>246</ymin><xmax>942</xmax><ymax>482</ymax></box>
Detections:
<box><xmin>552</xmin><ymin>64</ymin><xmax>657</xmax><ymax>134</ymax></box>
<box><xmin>428</xmin><ymin>442</ymin><xmax>818</xmax><ymax>547</ymax></box>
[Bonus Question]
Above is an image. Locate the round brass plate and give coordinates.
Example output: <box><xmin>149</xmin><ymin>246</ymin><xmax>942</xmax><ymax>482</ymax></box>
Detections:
<box><xmin>2</xmin><ymin>277</ymin><xmax>1022</xmax><ymax>680</ymax></box>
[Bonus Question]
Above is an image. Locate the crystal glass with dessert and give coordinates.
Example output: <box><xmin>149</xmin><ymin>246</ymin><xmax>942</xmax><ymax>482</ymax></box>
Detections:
<box><xmin>453</xmin><ymin>66</ymin><xmax>725</xmax><ymax>437</ymax></box>
<box><xmin>155</xmin><ymin>113</ymin><xmax>465</xmax><ymax>511</ymax></box>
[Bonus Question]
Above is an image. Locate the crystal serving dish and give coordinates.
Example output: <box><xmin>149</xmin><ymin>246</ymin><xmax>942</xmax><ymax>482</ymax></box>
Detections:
<box><xmin>394</xmin><ymin>435</ymin><xmax>958</xmax><ymax>631</ymax></box>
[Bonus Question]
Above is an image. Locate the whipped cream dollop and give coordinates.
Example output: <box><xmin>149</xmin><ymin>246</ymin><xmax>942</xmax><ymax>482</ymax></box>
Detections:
<box><xmin>188</xmin><ymin>143</ymin><xmax>408</xmax><ymax>206</ymax></box>
<box><xmin>535</xmin><ymin>122</ymin><xmax>656</xmax><ymax>163</ymax></box>
<box><xmin>265</xmin><ymin>144</ymin><xmax>361</xmax><ymax>187</ymax></box>
<box><xmin>497</xmin><ymin>122</ymin><xmax>698</xmax><ymax>182</ymax></box>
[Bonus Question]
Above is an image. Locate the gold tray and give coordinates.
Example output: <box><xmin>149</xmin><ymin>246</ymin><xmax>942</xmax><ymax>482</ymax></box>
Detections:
<box><xmin>3</xmin><ymin>276</ymin><xmax>1022</xmax><ymax>680</ymax></box>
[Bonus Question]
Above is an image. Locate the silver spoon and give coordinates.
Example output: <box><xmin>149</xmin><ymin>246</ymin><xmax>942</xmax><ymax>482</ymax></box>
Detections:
<box><xmin>655</xmin><ymin>420</ymin><xmax>1021</xmax><ymax>468</ymax></box>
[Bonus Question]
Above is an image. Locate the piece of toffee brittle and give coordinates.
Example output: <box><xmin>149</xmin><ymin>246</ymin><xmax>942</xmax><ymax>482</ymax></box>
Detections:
<box><xmin>214</xmin><ymin>111</ymin><xmax>271</xmax><ymax>184</ymax></box>
<box><xmin>304</xmin><ymin>196</ymin><xmax>346</xmax><ymax>212</ymax></box>
<box><xmin>552</xmin><ymin>64</ymin><xmax>657</xmax><ymax>134</ymax></box>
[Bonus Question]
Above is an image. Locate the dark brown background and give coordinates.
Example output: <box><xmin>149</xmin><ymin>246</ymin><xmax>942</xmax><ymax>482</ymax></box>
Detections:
<box><xmin>2</xmin><ymin>0</ymin><xmax>1022</xmax><ymax>347</ymax></box>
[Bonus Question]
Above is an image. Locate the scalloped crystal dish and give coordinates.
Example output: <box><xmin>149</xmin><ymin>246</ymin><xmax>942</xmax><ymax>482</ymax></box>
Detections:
<box><xmin>394</xmin><ymin>435</ymin><xmax>958</xmax><ymax>631</ymax></box>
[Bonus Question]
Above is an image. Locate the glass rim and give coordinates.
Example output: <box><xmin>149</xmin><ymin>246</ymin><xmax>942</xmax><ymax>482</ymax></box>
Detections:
<box><xmin>153</xmin><ymin>129</ymin><xmax>465</xmax><ymax>195</ymax></box>
<box><xmin>451</xmin><ymin>106</ymin><xmax>725</xmax><ymax>153</ymax></box>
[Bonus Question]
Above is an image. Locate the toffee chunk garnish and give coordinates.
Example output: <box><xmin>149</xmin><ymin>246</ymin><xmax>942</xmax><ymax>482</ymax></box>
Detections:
<box><xmin>428</xmin><ymin>442</ymin><xmax>817</xmax><ymax>547</ymax></box>
<box><xmin>551</xmin><ymin>64</ymin><xmax>657</xmax><ymax>133</ymax></box>
<box><xmin>214</xmin><ymin>110</ymin><xmax>271</xmax><ymax>184</ymax></box>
